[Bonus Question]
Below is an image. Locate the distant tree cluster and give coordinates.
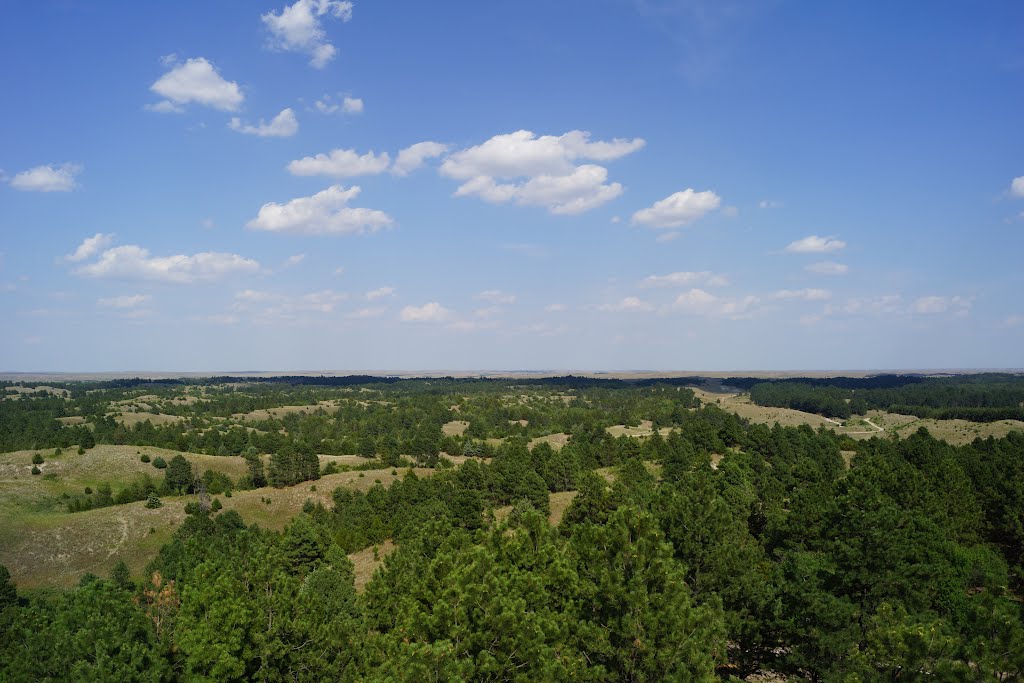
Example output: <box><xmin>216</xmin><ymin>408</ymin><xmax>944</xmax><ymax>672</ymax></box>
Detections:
<box><xmin>746</xmin><ymin>373</ymin><xmax>1024</xmax><ymax>422</ymax></box>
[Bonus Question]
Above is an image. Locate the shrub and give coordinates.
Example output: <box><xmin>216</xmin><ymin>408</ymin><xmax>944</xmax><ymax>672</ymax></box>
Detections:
<box><xmin>211</xmin><ymin>498</ymin><xmax>223</xmax><ymax>511</ymax></box>
<box><xmin>31</xmin><ymin>465</ymin><xmax>41</xmax><ymax>475</ymax></box>
<box><xmin>140</xmin><ymin>454</ymin><xmax>150</xmax><ymax>463</ymax></box>
<box><xmin>224</xmin><ymin>489</ymin><xmax>232</xmax><ymax>498</ymax></box>
<box><xmin>54</xmin><ymin>447</ymin><xmax>62</xmax><ymax>456</ymax></box>
<box><xmin>84</xmin><ymin>486</ymin><xmax>92</xmax><ymax>495</ymax></box>
<box><xmin>77</xmin><ymin>447</ymin><xmax>85</xmax><ymax>455</ymax></box>
<box><xmin>144</xmin><ymin>492</ymin><xmax>162</xmax><ymax>509</ymax></box>
<box><xmin>184</xmin><ymin>502</ymin><xmax>201</xmax><ymax>515</ymax></box>
<box><xmin>152</xmin><ymin>457</ymin><xmax>167</xmax><ymax>469</ymax></box>
<box><xmin>32</xmin><ymin>453</ymin><xmax>44</xmax><ymax>465</ymax></box>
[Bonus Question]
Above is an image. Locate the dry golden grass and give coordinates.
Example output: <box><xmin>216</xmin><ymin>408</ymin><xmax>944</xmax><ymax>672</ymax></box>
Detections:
<box><xmin>688</xmin><ymin>387</ymin><xmax>1024</xmax><ymax>446</ymax></box>
<box><xmin>348</xmin><ymin>539</ymin><xmax>396</xmax><ymax>592</ymax></box>
<box><xmin>231</xmin><ymin>402</ymin><xmax>337</xmax><ymax>422</ymax></box>
<box><xmin>442</xmin><ymin>420</ymin><xmax>469</xmax><ymax>436</ymax></box>
<box><xmin>691</xmin><ymin>389</ymin><xmax>844</xmax><ymax>430</ymax></box>
<box><xmin>861</xmin><ymin>411</ymin><xmax>1024</xmax><ymax>446</ymax></box>
<box><xmin>0</xmin><ymin>445</ymin><xmax>249</xmax><ymax>506</ymax></box>
<box><xmin>0</xmin><ymin>498</ymin><xmax>189</xmax><ymax>589</ymax></box>
<box><xmin>57</xmin><ymin>416</ymin><xmax>86</xmax><ymax>425</ymax></box>
<box><xmin>319</xmin><ymin>454</ymin><xmax>377</xmax><ymax>467</ymax></box>
<box><xmin>548</xmin><ymin>491</ymin><xmax>578</xmax><ymax>526</ymax></box>
<box><xmin>529</xmin><ymin>433</ymin><xmax>570</xmax><ymax>450</ymax></box>
<box><xmin>219</xmin><ymin>468</ymin><xmax>433</xmax><ymax>531</ymax></box>
<box><xmin>112</xmin><ymin>411</ymin><xmax>185</xmax><ymax>427</ymax></box>
<box><xmin>0</xmin><ymin>464</ymin><xmax>434</xmax><ymax>589</ymax></box>
<box><xmin>605</xmin><ymin>421</ymin><xmax>674</xmax><ymax>439</ymax></box>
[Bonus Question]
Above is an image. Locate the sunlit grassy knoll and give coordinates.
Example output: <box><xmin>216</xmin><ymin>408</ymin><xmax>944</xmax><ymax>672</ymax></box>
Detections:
<box><xmin>690</xmin><ymin>387</ymin><xmax>1023</xmax><ymax>446</ymax></box>
<box><xmin>231</xmin><ymin>401</ymin><xmax>339</xmax><ymax>422</ymax></box>
<box><xmin>441</xmin><ymin>420</ymin><xmax>469</xmax><ymax>436</ymax></box>
<box><xmin>0</xmin><ymin>445</ymin><xmax>249</xmax><ymax>515</ymax></box>
<box><xmin>605</xmin><ymin>420</ymin><xmax>674</xmax><ymax>439</ymax></box>
<box><xmin>0</xmin><ymin>465</ymin><xmax>434</xmax><ymax>590</ymax></box>
<box><xmin>528</xmin><ymin>432</ymin><xmax>570</xmax><ymax>450</ymax></box>
<box><xmin>111</xmin><ymin>411</ymin><xmax>186</xmax><ymax>427</ymax></box>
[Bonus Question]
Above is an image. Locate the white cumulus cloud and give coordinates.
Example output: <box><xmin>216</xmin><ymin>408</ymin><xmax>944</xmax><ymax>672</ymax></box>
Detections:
<box><xmin>229</xmin><ymin>108</ymin><xmax>298</xmax><ymax>137</ymax></box>
<box><xmin>400</xmin><ymin>302</ymin><xmax>451</xmax><ymax>322</ymax></box>
<box><xmin>631</xmin><ymin>189</ymin><xmax>721</xmax><ymax>229</ymax></box>
<box><xmin>667</xmin><ymin>288</ymin><xmax>760</xmax><ymax>319</ymax></box>
<box><xmin>440</xmin><ymin>129</ymin><xmax>644</xmax><ymax>215</ymax></box>
<box><xmin>784</xmin><ymin>235</ymin><xmax>846</xmax><ymax>253</ymax></box>
<box><xmin>74</xmin><ymin>245</ymin><xmax>260</xmax><ymax>284</ymax></box>
<box><xmin>1010</xmin><ymin>176</ymin><xmax>1024</xmax><ymax>198</ymax></box>
<box><xmin>287</xmin><ymin>148</ymin><xmax>390</xmax><ymax>177</ymax></box>
<box><xmin>392</xmin><ymin>141</ymin><xmax>448</xmax><ymax>176</ymax></box>
<box><xmin>9</xmin><ymin>163</ymin><xmax>81</xmax><ymax>192</ymax></box>
<box><xmin>314</xmin><ymin>94</ymin><xmax>362</xmax><ymax>114</ymax></box>
<box><xmin>262</xmin><ymin>0</ymin><xmax>353</xmax><ymax>68</ymax></box>
<box><xmin>248</xmin><ymin>185</ymin><xmax>393</xmax><ymax>236</ymax></box>
<box><xmin>64</xmin><ymin>233</ymin><xmax>114</xmax><ymax>262</ymax></box>
<box><xmin>149</xmin><ymin>57</ymin><xmax>243</xmax><ymax>112</ymax></box>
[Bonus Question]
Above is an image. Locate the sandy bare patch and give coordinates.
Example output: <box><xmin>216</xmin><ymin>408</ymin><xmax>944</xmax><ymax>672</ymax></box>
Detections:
<box><xmin>548</xmin><ymin>491</ymin><xmax>578</xmax><ymax>526</ymax></box>
<box><xmin>349</xmin><ymin>539</ymin><xmax>396</xmax><ymax>592</ymax></box>
<box><xmin>442</xmin><ymin>420</ymin><xmax>469</xmax><ymax>436</ymax></box>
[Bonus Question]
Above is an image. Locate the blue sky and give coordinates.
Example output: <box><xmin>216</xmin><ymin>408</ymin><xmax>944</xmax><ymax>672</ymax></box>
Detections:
<box><xmin>2</xmin><ymin>0</ymin><xmax>1023</xmax><ymax>372</ymax></box>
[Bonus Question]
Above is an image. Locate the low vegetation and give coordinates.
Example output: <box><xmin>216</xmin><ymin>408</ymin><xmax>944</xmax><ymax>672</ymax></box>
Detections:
<box><xmin>0</xmin><ymin>373</ymin><xmax>1022</xmax><ymax>680</ymax></box>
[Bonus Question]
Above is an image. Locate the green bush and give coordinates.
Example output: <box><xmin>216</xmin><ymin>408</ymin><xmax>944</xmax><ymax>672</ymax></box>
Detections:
<box><xmin>31</xmin><ymin>465</ymin><xmax>41</xmax><ymax>475</ymax></box>
<box><xmin>144</xmin><ymin>492</ymin><xmax>162</xmax><ymax>509</ymax></box>
<box><xmin>140</xmin><ymin>454</ymin><xmax>151</xmax><ymax>463</ymax></box>
<box><xmin>211</xmin><ymin>498</ymin><xmax>223</xmax><ymax>511</ymax></box>
<box><xmin>32</xmin><ymin>453</ymin><xmax>44</xmax><ymax>465</ymax></box>
<box><xmin>152</xmin><ymin>456</ymin><xmax>167</xmax><ymax>469</ymax></box>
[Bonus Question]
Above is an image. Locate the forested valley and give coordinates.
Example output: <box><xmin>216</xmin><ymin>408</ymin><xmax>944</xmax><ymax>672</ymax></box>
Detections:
<box><xmin>1</xmin><ymin>375</ymin><xmax>1022</xmax><ymax>681</ymax></box>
